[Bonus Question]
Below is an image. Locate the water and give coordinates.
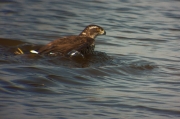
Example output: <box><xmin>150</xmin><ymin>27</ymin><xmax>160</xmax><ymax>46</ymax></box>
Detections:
<box><xmin>0</xmin><ymin>0</ymin><xmax>180</xmax><ymax>118</ymax></box>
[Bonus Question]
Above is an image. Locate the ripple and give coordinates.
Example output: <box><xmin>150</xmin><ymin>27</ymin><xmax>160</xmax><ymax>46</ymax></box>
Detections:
<box><xmin>0</xmin><ymin>0</ymin><xmax>15</xmax><ymax>4</ymax></box>
<box><xmin>1</xmin><ymin>0</ymin><xmax>180</xmax><ymax>118</ymax></box>
<box><xmin>135</xmin><ymin>38</ymin><xmax>167</xmax><ymax>42</ymax></box>
<box><xmin>46</xmin><ymin>75</ymin><xmax>90</xmax><ymax>86</ymax></box>
<box><xmin>129</xmin><ymin>62</ymin><xmax>157</xmax><ymax>70</ymax></box>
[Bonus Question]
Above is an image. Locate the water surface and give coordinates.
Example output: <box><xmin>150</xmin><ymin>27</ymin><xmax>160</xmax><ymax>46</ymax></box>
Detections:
<box><xmin>0</xmin><ymin>0</ymin><xmax>180</xmax><ymax>119</ymax></box>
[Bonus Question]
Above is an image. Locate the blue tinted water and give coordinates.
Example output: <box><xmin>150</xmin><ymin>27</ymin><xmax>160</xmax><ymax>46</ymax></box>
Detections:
<box><xmin>0</xmin><ymin>0</ymin><xmax>180</xmax><ymax>119</ymax></box>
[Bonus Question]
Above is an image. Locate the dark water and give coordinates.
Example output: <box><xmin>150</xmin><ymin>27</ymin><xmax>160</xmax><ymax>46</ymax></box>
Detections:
<box><xmin>0</xmin><ymin>0</ymin><xmax>180</xmax><ymax>118</ymax></box>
